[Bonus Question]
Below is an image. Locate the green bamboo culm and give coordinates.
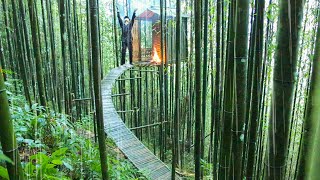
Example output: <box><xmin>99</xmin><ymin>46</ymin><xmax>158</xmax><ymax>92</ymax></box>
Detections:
<box><xmin>220</xmin><ymin>1</ymin><xmax>236</xmax><ymax>178</ymax></box>
<box><xmin>0</xmin><ymin>68</ymin><xmax>24</xmax><ymax>179</ymax></box>
<box><xmin>89</xmin><ymin>0</ymin><xmax>109</xmax><ymax>179</ymax></box>
<box><xmin>232</xmin><ymin>0</ymin><xmax>250</xmax><ymax>178</ymax></box>
<box><xmin>27</xmin><ymin>0</ymin><xmax>47</xmax><ymax>108</ymax></box>
<box><xmin>172</xmin><ymin>0</ymin><xmax>181</xmax><ymax>178</ymax></box>
<box><xmin>305</xmin><ymin>14</ymin><xmax>320</xmax><ymax>180</ymax></box>
<box><xmin>194</xmin><ymin>0</ymin><xmax>202</xmax><ymax>178</ymax></box>
<box><xmin>266</xmin><ymin>0</ymin><xmax>304</xmax><ymax>179</ymax></box>
<box><xmin>297</xmin><ymin>11</ymin><xmax>319</xmax><ymax>178</ymax></box>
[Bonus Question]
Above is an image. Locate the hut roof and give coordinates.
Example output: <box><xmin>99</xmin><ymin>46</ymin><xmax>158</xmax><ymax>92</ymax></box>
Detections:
<box><xmin>138</xmin><ymin>7</ymin><xmax>188</xmax><ymax>20</ymax></box>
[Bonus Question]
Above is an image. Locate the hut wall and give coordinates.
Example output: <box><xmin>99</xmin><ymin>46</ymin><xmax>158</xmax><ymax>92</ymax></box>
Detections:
<box><xmin>132</xmin><ymin>19</ymin><xmax>141</xmax><ymax>62</ymax></box>
<box><xmin>152</xmin><ymin>20</ymin><xmax>166</xmax><ymax>62</ymax></box>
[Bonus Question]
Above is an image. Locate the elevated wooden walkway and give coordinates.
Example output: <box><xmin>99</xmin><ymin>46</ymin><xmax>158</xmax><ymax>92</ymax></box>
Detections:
<box><xmin>102</xmin><ymin>64</ymin><xmax>180</xmax><ymax>180</ymax></box>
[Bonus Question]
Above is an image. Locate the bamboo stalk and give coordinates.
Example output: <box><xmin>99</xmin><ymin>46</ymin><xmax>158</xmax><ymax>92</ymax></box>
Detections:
<box><xmin>0</xmin><ymin>68</ymin><xmax>24</xmax><ymax>179</ymax></box>
<box><xmin>89</xmin><ymin>0</ymin><xmax>108</xmax><ymax>178</ymax></box>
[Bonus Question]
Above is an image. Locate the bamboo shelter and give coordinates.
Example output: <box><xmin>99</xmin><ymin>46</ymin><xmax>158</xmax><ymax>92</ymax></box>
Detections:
<box><xmin>132</xmin><ymin>6</ymin><xmax>188</xmax><ymax>64</ymax></box>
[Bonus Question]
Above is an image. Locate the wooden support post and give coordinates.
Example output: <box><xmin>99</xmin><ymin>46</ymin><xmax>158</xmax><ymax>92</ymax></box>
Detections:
<box><xmin>116</xmin><ymin>77</ymin><xmax>142</xmax><ymax>81</ymax></box>
<box><xmin>130</xmin><ymin>121</ymin><xmax>168</xmax><ymax>131</ymax></box>
<box><xmin>116</xmin><ymin>110</ymin><xmax>135</xmax><ymax>113</ymax></box>
<box><xmin>73</xmin><ymin>97</ymin><xmax>92</xmax><ymax>101</ymax></box>
<box><xmin>111</xmin><ymin>93</ymin><xmax>131</xmax><ymax>97</ymax></box>
<box><xmin>130</xmin><ymin>69</ymin><xmax>159</xmax><ymax>73</ymax></box>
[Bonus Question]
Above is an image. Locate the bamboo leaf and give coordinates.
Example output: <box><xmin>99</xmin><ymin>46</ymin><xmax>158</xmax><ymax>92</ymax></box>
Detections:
<box><xmin>0</xmin><ymin>153</ymin><xmax>13</xmax><ymax>164</ymax></box>
<box><xmin>63</xmin><ymin>161</ymin><xmax>74</xmax><ymax>171</ymax></box>
<box><xmin>52</xmin><ymin>148</ymin><xmax>68</xmax><ymax>157</ymax></box>
<box><xmin>0</xmin><ymin>166</ymin><xmax>9</xmax><ymax>179</ymax></box>
<box><xmin>51</xmin><ymin>159</ymin><xmax>63</xmax><ymax>165</ymax></box>
<box><xmin>46</xmin><ymin>164</ymin><xmax>56</xmax><ymax>169</ymax></box>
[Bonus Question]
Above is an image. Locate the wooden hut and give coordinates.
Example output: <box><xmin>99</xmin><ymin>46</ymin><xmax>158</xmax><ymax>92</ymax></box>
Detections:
<box><xmin>132</xmin><ymin>6</ymin><xmax>188</xmax><ymax>64</ymax></box>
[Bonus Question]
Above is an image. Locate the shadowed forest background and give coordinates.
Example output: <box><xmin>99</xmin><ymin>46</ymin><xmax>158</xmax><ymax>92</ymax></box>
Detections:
<box><xmin>0</xmin><ymin>0</ymin><xmax>320</xmax><ymax>179</ymax></box>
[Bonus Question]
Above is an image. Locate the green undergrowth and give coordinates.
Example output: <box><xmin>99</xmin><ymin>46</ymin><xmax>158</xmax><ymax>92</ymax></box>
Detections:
<box><xmin>0</xmin><ymin>82</ymin><xmax>147</xmax><ymax>180</ymax></box>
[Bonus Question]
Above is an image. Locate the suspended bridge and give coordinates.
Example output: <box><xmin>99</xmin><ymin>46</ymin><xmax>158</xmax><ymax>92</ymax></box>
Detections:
<box><xmin>102</xmin><ymin>64</ymin><xmax>181</xmax><ymax>180</ymax></box>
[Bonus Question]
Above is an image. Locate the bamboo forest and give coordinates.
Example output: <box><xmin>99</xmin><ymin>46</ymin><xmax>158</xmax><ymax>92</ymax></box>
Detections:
<box><xmin>1</xmin><ymin>0</ymin><xmax>320</xmax><ymax>179</ymax></box>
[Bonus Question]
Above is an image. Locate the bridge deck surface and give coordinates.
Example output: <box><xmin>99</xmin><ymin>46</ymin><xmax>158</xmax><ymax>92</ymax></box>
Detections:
<box><xmin>102</xmin><ymin>64</ymin><xmax>180</xmax><ymax>180</ymax></box>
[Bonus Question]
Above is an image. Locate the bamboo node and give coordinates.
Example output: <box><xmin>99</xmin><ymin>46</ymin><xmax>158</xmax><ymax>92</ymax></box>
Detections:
<box><xmin>273</xmin><ymin>78</ymin><xmax>295</xmax><ymax>84</ymax></box>
<box><xmin>264</xmin><ymin>161</ymin><xmax>287</xmax><ymax>169</ymax></box>
<box><xmin>235</xmin><ymin>56</ymin><xmax>248</xmax><ymax>62</ymax></box>
<box><xmin>245</xmin><ymin>176</ymin><xmax>254</xmax><ymax>179</ymax></box>
<box><xmin>231</xmin><ymin>129</ymin><xmax>243</xmax><ymax>133</ymax></box>
<box><xmin>219</xmin><ymin>164</ymin><xmax>230</xmax><ymax>169</ymax></box>
<box><xmin>224</xmin><ymin>110</ymin><xmax>233</xmax><ymax>114</ymax></box>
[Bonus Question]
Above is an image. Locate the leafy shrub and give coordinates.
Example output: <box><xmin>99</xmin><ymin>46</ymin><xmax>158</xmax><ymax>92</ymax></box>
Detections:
<box><xmin>0</xmin><ymin>153</ymin><xmax>13</xmax><ymax>179</ymax></box>
<box><xmin>0</xmin><ymin>89</ymin><xmax>146</xmax><ymax>179</ymax></box>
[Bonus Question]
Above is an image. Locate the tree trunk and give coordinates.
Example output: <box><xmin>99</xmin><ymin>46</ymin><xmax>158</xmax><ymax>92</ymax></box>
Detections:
<box><xmin>232</xmin><ymin>0</ymin><xmax>250</xmax><ymax>178</ymax></box>
<box><xmin>194</xmin><ymin>0</ymin><xmax>202</xmax><ymax>178</ymax></box>
<box><xmin>0</xmin><ymin>68</ymin><xmax>24</xmax><ymax>179</ymax></box>
<box><xmin>46</xmin><ymin>0</ymin><xmax>59</xmax><ymax>112</ymax></box>
<box><xmin>59</xmin><ymin>0</ymin><xmax>70</xmax><ymax>114</ymax></box>
<box><xmin>246</xmin><ymin>0</ymin><xmax>265</xmax><ymax>178</ymax></box>
<box><xmin>266</xmin><ymin>0</ymin><xmax>304</xmax><ymax>179</ymax></box>
<box><xmin>159</xmin><ymin>0</ymin><xmax>164</xmax><ymax>161</ymax></box>
<box><xmin>11</xmin><ymin>0</ymin><xmax>32</xmax><ymax>107</ymax></box>
<box><xmin>212</xmin><ymin>0</ymin><xmax>221</xmax><ymax>178</ymax></box>
<box><xmin>89</xmin><ymin>0</ymin><xmax>109</xmax><ymax>179</ymax></box>
<box><xmin>27</xmin><ymin>0</ymin><xmax>47</xmax><ymax>107</ymax></box>
<box><xmin>299</xmin><ymin>13</ymin><xmax>320</xmax><ymax>179</ymax></box>
<box><xmin>172</xmin><ymin>0</ymin><xmax>181</xmax><ymax>178</ymax></box>
<box><xmin>112</xmin><ymin>0</ymin><xmax>119</xmax><ymax>66</ymax></box>
<box><xmin>201</xmin><ymin>1</ymin><xmax>209</xmax><ymax>175</ymax></box>
<box><xmin>2</xmin><ymin>0</ymin><xmax>17</xmax><ymax>91</ymax></box>
<box><xmin>220</xmin><ymin>1</ymin><xmax>235</xmax><ymax>179</ymax></box>
<box><xmin>0</xmin><ymin>37</ymin><xmax>6</xmax><ymax>80</ymax></box>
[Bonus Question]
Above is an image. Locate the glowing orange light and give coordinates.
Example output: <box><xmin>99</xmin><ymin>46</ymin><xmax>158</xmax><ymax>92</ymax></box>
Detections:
<box><xmin>151</xmin><ymin>47</ymin><xmax>161</xmax><ymax>64</ymax></box>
